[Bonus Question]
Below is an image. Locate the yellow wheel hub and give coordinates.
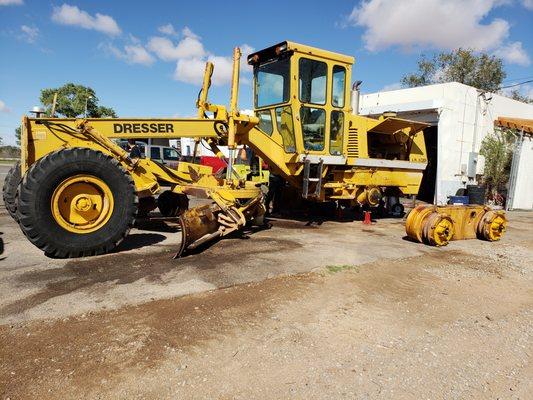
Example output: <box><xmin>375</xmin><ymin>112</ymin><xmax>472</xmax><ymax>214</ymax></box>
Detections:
<box><xmin>478</xmin><ymin>211</ymin><xmax>506</xmax><ymax>241</ymax></box>
<box><xmin>406</xmin><ymin>205</ymin><xmax>436</xmax><ymax>243</ymax></box>
<box><xmin>51</xmin><ymin>175</ymin><xmax>114</xmax><ymax>234</ymax></box>
<box><xmin>424</xmin><ymin>212</ymin><xmax>454</xmax><ymax>246</ymax></box>
<box><xmin>487</xmin><ymin>215</ymin><xmax>506</xmax><ymax>241</ymax></box>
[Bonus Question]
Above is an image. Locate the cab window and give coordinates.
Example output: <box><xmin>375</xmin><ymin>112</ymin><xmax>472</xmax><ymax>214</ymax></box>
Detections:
<box><xmin>300</xmin><ymin>107</ymin><xmax>325</xmax><ymax>151</ymax></box>
<box><xmin>257</xmin><ymin>110</ymin><xmax>273</xmax><ymax>136</ymax></box>
<box><xmin>299</xmin><ymin>58</ymin><xmax>327</xmax><ymax>105</ymax></box>
<box><xmin>255</xmin><ymin>58</ymin><xmax>290</xmax><ymax>107</ymax></box>
<box><xmin>332</xmin><ymin>66</ymin><xmax>346</xmax><ymax>107</ymax></box>
<box><xmin>275</xmin><ymin>106</ymin><xmax>296</xmax><ymax>153</ymax></box>
<box><xmin>330</xmin><ymin>111</ymin><xmax>344</xmax><ymax>155</ymax></box>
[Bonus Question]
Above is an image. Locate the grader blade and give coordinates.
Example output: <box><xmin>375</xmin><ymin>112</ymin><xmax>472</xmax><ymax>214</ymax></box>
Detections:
<box><xmin>176</xmin><ymin>203</ymin><xmax>225</xmax><ymax>258</ymax></box>
<box><xmin>175</xmin><ymin>194</ymin><xmax>264</xmax><ymax>258</ymax></box>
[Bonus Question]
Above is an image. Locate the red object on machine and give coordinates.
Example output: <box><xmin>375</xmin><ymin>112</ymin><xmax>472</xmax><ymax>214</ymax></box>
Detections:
<box><xmin>200</xmin><ymin>156</ymin><xmax>226</xmax><ymax>173</ymax></box>
<box><xmin>363</xmin><ymin>211</ymin><xmax>372</xmax><ymax>225</ymax></box>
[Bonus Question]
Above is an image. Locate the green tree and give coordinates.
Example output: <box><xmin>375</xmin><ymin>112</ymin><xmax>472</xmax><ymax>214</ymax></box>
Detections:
<box><xmin>479</xmin><ymin>127</ymin><xmax>516</xmax><ymax>199</ymax></box>
<box><xmin>402</xmin><ymin>49</ymin><xmax>506</xmax><ymax>92</ymax></box>
<box><xmin>15</xmin><ymin>127</ymin><xmax>21</xmax><ymax>146</ymax></box>
<box><xmin>40</xmin><ymin>83</ymin><xmax>117</xmax><ymax>118</ymax></box>
<box><xmin>509</xmin><ymin>89</ymin><xmax>533</xmax><ymax>104</ymax></box>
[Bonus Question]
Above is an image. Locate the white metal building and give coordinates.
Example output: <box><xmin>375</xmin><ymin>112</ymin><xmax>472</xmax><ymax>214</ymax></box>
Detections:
<box><xmin>359</xmin><ymin>82</ymin><xmax>533</xmax><ymax>209</ymax></box>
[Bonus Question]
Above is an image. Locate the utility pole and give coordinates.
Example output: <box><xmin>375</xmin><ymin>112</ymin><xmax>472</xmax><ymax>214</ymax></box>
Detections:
<box><xmin>84</xmin><ymin>90</ymin><xmax>92</xmax><ymax>118</ymax></box>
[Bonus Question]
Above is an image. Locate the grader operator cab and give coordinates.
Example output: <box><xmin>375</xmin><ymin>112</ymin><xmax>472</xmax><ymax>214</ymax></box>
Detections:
<box><xmin>247</xmin><ymin>42</ymin><xmax>428</xmax><ymax>202</ymax></box>
<box><xmin>4</xmin><ymin>41</ymin><xmax>432</xmax><ymax>259</ymax></box>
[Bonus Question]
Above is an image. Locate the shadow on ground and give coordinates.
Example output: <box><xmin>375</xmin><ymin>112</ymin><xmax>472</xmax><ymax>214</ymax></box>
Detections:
<box><xmin>0</xmin><ymin>224</ymin><xmax>299</xmax><ymax>319</ymax></box>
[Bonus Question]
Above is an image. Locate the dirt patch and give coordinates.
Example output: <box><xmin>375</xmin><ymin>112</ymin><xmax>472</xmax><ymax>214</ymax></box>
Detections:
<box><xmin>1</xmin><ymin>247</ymin><xmax>532</xmax><ymax>399</ymax></box>
<box><xmin>0</xmin><ymin>273</ymin><xmax>315</xmax><ymax>399</ymax></box>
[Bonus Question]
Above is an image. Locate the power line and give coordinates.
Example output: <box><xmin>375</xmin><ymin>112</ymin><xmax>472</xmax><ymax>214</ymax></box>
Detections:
<box><xmin>499</xmin><ymin>79</ymin><xmax>533</xmax><ymax>90</ymax></box>
<box><xmin>502</xmin><ymin>75</ymin><xmax>533</xmax><ymax>84</ymax></box>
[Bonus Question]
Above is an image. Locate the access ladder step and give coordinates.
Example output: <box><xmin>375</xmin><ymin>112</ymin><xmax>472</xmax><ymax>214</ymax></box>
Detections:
<box><xmin>302</xmin><ymin>158</ymin><xmax>323</xmax><ymax>199</ymax></box>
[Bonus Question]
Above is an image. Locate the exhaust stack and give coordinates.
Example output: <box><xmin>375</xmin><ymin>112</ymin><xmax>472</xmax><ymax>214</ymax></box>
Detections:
<box><xmin>351</xmin><ymin>81</ymin><xmax>362</xmax><ymax>115</ymax></box>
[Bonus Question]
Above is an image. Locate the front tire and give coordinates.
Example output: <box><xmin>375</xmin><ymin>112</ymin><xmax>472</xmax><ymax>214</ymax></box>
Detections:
<box><xmin>17</xmin><ymin>148</ymin><xmax>138</xmax><ymax>258</ymax></box>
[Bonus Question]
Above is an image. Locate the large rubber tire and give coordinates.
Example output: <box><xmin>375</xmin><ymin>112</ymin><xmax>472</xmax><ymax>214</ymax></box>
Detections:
<box><xmin>2</xmin><ymin>161</ymin><xmax>21</xmax><ymax>221</ymax></box>
<box><xmin>157</xmin><ymin>190</ymin><xmax>189</xmax><ymax>217</ymax></box>
<box><xmin>17</xmin><ymin>148</ymin><xmax>138</xmax><ymax>258</ymax></box>
<box><xmin>390</xmin><ymin>202</ymin><xmax>405</xmax><ymax>217</ymax></box>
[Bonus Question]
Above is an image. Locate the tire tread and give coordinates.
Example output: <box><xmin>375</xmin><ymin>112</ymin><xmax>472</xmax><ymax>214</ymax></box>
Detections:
<box><xmin>17</xmin><ymin>148</ymin><xmax>138</xmax><ymax>258</ymax></box>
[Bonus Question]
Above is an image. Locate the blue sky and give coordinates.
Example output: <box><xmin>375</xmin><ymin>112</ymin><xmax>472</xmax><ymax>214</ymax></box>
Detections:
<box><xmin>1</xmin><ymin>0</ymin><xmax>532</xmax><ymax>145</ymax></box>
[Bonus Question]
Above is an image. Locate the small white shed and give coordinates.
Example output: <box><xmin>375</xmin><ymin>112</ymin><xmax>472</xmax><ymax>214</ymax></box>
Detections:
<box><xmin>360</xmin><ymin>82</ymin><xmax>533</xmax><ymax>209</ymax></box>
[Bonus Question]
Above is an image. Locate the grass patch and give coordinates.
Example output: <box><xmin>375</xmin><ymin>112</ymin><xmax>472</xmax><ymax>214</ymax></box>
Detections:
<box><xmin>326</xmin><ymin>264</ymin><xmax>358</xmax><ymax>274</ymax></box>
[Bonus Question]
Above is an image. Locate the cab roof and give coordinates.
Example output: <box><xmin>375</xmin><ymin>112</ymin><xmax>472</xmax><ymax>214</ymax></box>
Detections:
<box><xmin>247</xmin><ymin>41</ymin><xmax>354</xmax><ymax>66</ymax></box>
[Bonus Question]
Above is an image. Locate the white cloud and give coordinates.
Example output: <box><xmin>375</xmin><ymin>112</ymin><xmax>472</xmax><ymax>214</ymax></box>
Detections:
<box><xmin>158</xmin><ymin>23</ymin><xmax>178</xmax><ymax>36</ymax></box>
<box><xmin>240</xmin><ymin>44</ymin><xmax>255</xmax><ymax>71</ymax></box>
<box><xmin>380</xmin><ymin>82</ymin><xmax>402</xmax><ymax>92</ymax></box>
<box><xmin>105</xmin><ymin>23</ymin><xmax>254</xmax><ymax>86</ymax></box>
<box><xmin>173</xmin><ymin>43</ymin><xmax>255</xmax><ymax>86</ymax></box>
<box><xmin>240</xmin><ymin>44</ymin><xmax>255</xmax><ymax>56</ymax></box>
<box><xmin>148</xmin><ymin>33</ymin><xmax>206</xmax><ymax>61</ymax></box>
<box><xmin>99</xmin><ymin>42</ymin><xmax>155</xmax><ymax>66</ymax></box>
<box><xmin>174</xmin><ymin>58</ymin><xmax>207</xmax><ymax>85</ymax></box>
<box><xmin>0</xmin><ymin>100</ymin><xmax>11</xmax><ymax>113</ymax></box>
<box><xmin>0</xmin><ymin>0</ymin><xmax>23</xmax><ymax>5</ymax></box>
<box><xmin>51</xmin><ymin>4</ymin><xmax>121</xmax><ymax>36</ymax></box>
<box><xmin>128</xmin><ymin>34</ymin><xmax>141</xmax><ymax>44</ymax></box>
<box><xmin>123</xmin><ymin>45</ymin><xmax>155</xmax><ymax>66</ymax></box>
<box><xmin>348</xmin><ymin>0</ymin><xmax>510</xmax><ymax>52</ymax></box>
<box><xmin>182</xmin><ymin>26</ymin><xmax>199</xmax><ymax>40</ymax></box>
<box><xmin>20</xmin><ymin>25</ymin><xmax>39</xmax><ymax>43</ymax></box>
<box><xmin>207</xmin><ymin>55</ymin><xmax>234</xmax><ymax>86</ymax></box>
<box><xmin>522</xmin><ymin>0</ymin><xmax>533</xmax><ymax>10</ymax></box>
<box><xmin>493</xmin><ymin>41</ymin><xmax>531</xmax><ymax>66</ymax></box>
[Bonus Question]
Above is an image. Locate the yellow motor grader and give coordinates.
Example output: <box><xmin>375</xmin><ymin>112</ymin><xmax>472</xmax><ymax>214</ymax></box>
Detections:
<box><xmin>4</xmin><ymin>41</ymin><xmax>431</xmax><ymax>258</ymax></box>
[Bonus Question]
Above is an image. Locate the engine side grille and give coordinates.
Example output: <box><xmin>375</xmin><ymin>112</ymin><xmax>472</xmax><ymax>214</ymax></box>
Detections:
<box><xmin>347</xmin><ymin>128</ymin><xmax>359</xmax><ymax>158</ymax></box>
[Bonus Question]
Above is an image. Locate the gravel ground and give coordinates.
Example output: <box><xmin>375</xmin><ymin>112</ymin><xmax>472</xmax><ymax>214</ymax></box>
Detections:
<box><xmin>1</xmin><ymin>163</ymin><xmax>532</xmax><ymax>399</ymax></box>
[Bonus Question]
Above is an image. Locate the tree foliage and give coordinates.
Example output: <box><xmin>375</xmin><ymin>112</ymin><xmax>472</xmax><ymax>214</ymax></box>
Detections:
<box><xmin>40</xmin><ymin>83</ymin><xmax>117</xmax><ymax>118</ymax></box>
<box><xmin>402</xmin><ymin>49</ymin><xmax>506</xmax><ymax>92</ymax></box>
<box><xmin>508</xmin><ymin>89</ymin><xmax>533</xmax><ymax>104</ymax></box>
<box><xmin>0</xmin><ymin>145</ymin><xmax>20</xmax><ymax>158</ymax></box>
<box><xmin>11</xmin><ymin>84</ymin><xmax>115</xmax><ymax>148</ymax></box>
<box><xmin>479</xmin><ymin>128</ymin><xmax>516</xmax><ymax>199</ymax></box>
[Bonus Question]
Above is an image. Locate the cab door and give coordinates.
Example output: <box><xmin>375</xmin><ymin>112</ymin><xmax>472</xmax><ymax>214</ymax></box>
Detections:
<box><xmin>296</xmin><ymin>57</ymin><xmax>349</xmax><ymax>162</ymax></box>
<box><xmin>298</xmin><ymin>57</ymin><xmax>329</xmax><ymax>155</ymax></box>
